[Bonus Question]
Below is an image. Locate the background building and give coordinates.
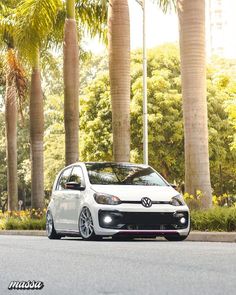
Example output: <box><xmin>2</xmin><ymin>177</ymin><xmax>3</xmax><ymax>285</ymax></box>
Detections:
<box><xmin>208</xmin><ymin>0</ymin><xmax>236</xmax><ymax>59</ymax></box>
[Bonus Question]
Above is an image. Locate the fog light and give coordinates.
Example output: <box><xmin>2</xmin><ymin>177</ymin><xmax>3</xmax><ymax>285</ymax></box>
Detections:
<box><xmin>180</xmin><ymin>217</ymin><xmax>186</xmax><ymax>224</ymax></box>
<box><xmin>104</xmin><ymin>216</ymin><xmax>112</xmax><ymax>224</ymax></box>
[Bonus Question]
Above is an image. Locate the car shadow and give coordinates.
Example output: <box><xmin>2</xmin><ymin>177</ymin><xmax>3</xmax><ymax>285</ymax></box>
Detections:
<box><xmin>61</xmin><ymin>237</ymin><xmax>167</xmax><ymax>242</ymax></box>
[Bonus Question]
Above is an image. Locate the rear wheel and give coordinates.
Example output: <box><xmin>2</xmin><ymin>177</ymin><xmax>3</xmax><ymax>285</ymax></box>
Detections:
<box><xmin>46</xmin><ymin>211</ymin><xmax>61</xmax><ymax>240</ymax></box>
<box><xmin>79</xmin><ymin>207</ymin><xmax>98</xmax><ymax>240</ymax></box>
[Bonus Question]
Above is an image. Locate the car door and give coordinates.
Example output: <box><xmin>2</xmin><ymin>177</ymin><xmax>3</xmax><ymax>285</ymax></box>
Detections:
<box><xmin>63</xmin><ymin>165</ymin><xmax>86</xmax><ymax>231</ymax></box>
<box><xmin>53</xmin><ymin>167</ymin><xmax>73</xmax><ymax>230</ymax></box>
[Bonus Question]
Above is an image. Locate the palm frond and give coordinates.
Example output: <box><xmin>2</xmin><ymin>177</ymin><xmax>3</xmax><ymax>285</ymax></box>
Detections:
<box><xmin>0</xmin><ymin>3</ymin><xmax>16</xmax><ymax>47</ymax></box>
<box><xmin>1</xmin><ymin>0</ymin><xmax>19</xmax><ymax>9</ymax></box>
<box><xmin>0</xmin><ymin>52</ymin><xmax>6</xmax><ymax>87</ymax></box>
<box><xmin>15</xmin><ymin>0</ymin><xmax>63</xmax><ymax>64</ymax></box>
<box><xmin>41</xmin><ymin>49</ymin><xmax>61</xmax><ymax>77</ymax></box>
<box><xmin>6</xmin><ymin>48</ymin><xmax>28</xmax><ymax>112</ymax></box>
<box><xmin>152</xmin><ymin>0</ymin><xmax>176</xmax><ymax>13</ymax></box>
<box><xmin>136</xmin><ymin>0</ymin><xmax>143</xmax><ymax>7</ymax></box>
<box><xmin>75</xmin><ymin>0</ymin><xmax>108</xmax><ymax>43</ymax></box>
<box><xmin>47</xmin><ymin>7</ymin><xmax>66</xmax><ymax>48</ymax></box>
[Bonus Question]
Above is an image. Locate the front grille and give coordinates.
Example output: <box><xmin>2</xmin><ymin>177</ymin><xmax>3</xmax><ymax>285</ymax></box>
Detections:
<box><xmin>98</xmin><ymin>210</ymin><xmax>189</xmax><ymax>230</ymax></box>
<box><xmin>125</xmin><ymin>224</ymin><xmax>175</xmax><ymax>230</ymax></box>
<box><xmin>121</xmin><ymin>201</ymin><xmax>170</xmax><ymax>205</ymax></box>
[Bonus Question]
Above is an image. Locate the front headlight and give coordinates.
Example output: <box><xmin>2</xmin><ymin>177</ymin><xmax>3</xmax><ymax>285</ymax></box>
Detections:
<box><xmin>94</xmin><ymin>193</ymin><xmax>121</xmax><ymax>205</ymax></box>
<box><xmin>170</xmin><ymin>194</ymin><xmax>185</xmax><ymax>206</ymax></box>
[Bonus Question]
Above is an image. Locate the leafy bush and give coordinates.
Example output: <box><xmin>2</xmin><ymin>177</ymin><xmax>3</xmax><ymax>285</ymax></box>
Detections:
<box><xmin>191</xmin><ymin>207</ymin><xmax>236</xmax><ymax>232</ymax></box>
<box><xmin>0</xmin><ymin>209</ymin><xmax>46</xmax><ymax>230</ymax></box>
<box><xmin>184</xmin><ymin>191</ymin><xmax>236</xmax><ymax>210</ymax></box>
<box><xmin>3</xmin><ymin>217</ymin><xmax>46</xmax><ymax>230</ymax></box>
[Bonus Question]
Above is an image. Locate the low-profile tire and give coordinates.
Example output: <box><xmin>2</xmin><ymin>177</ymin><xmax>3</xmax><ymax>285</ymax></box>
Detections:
<box><xmin>46</xmin><ymin>211</ymin><xmax>61</xmax><ymax>240</ymax></box>
<box><xmin>79</xmin><ymin>207</ymin><xmax>99</xmax><ymax>241</ymax></box>
<box><xmin>165</xmin><ymin>234</ymin><xmax>188</xmax><ymax>241</ymax></box>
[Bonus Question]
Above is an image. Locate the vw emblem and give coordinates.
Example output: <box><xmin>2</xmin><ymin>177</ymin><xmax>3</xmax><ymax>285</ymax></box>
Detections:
<box><xmin>141</xmin><ymin>197</ymin><xmax>152</xmax><ymax>208</ymax></box>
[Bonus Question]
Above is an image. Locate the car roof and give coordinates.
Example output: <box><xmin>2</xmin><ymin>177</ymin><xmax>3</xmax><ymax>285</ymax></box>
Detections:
<box><xmin>72</xmin><ymin>161</ymin><xmax>149</xmax><ymax>168</ymax></box>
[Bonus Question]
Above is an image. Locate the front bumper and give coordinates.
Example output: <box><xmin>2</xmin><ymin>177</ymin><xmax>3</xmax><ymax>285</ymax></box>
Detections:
<box><xmin>99</xmin><ymin>210</ymin><xmax>189</xmax><ymax>230</ymax></box>
<box><xmin>92</xmin><ymin>205</ymin><xmax>190</xmax><ymax>237</ymax></box>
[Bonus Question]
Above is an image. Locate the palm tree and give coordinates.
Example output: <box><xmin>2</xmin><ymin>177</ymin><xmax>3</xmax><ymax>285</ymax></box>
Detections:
<box><xmin>16</xmin><ymin>0</ymin><xmax>107</xmax><ymax>207</ymax></box>
<box><xmin>28</xmin><ymin>49</ymin><xmax>45</xmax><ymax>209</ymax></box>
<box><xmin>64</xmin><ymin>0</ymin><xmax>79</xmax><ymax>165</ymax></box>
<box><xmin>108</xmin><ymin>0</ymin><xmax>131</xmax><ymax>162</ymax></box>
<box><xmin>177</xmin><ymin>0</ymin><xmax>212</xmax><ymax>208</ymax></box>
<box><xmin>151</xmin><ymin>0</ymin><xmax>211</xmax><ymax>208</ymax></box>
<box><xmin>16</xmin><ymin>0</ymin><xmax>62</xmax><ymax>209</ymax></box>
<box><xmin>64</xmin><ymin>0</ymin><xmax>107</xmax><ymax>165</ymax></box>
<box><xmin>5</xmin><ymin>49</ymin><xmax>18</xmax><ymax>211</ymax></box>
<box><xmin>0</xmin><ymin>2</ymin><xmax>27</xmax><ymax>211</ymax></box>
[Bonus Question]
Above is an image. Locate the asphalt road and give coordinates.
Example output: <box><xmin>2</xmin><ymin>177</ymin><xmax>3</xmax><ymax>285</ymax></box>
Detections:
<box><xmin>0</xmin><ymin>236</ymin><xmax>236</xmax><ymax>295</ymax></box>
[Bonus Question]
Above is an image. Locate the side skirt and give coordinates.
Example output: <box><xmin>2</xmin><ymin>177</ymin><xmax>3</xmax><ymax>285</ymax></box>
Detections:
<box><xmin>57</xmin><ymin>229</ymin><xmax>81</xmax><ymax>237</ymax></box>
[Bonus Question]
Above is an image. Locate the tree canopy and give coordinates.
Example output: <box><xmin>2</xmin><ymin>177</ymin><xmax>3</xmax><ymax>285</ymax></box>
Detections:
<box><xmin>20</xmin><ymin>44</ymin><xmax>235</xmax><ymax>196</ymax></box>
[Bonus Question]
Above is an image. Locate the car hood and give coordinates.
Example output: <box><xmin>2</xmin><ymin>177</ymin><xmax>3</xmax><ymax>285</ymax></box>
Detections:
<box><xmin>90</xmin><ymin>185</ymin><xmax>179</xmax><ymax>202</ymax></box>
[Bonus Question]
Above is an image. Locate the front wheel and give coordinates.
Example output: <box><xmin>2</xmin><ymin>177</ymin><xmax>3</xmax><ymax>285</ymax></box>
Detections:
<box><xmin>79</xmin><ymin>207</ymin><xmax>98</xmax><ymax>240</ymax></box>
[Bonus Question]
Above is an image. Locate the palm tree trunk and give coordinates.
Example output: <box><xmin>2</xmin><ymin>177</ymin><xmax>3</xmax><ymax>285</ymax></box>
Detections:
<box><xmin>5</xmin><ymin>49</ymin><xmax>18</xmax><ymax>211</ymax></box>
<box><xmin>64</xmin><ymin>0</ymin><xmax>79</xmax><ymax>165</ymax></box>
<box><xmin>177</xmin><ymin>0</ymin><xmax>212</xmax><ymax>208</ymax></box>
<box><xmin>108</xmin><ymin>0</ymin><xmax>130</xmax><ymax>162</ymax></box>
<box><xmin>30</xmin><ymin>50</ymin><xmax>44</xmax><ymax>209</ymax></box>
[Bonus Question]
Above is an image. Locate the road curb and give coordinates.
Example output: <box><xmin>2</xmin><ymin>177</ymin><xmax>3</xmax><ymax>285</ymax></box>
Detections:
<box><xmin>0</xmin><ymin>230</ymin><xmax>236</xmax><ymax>242</ymax></box>
<box><xmin>0</xmin><ymin>230</ymin><xmax>46</xmax><ymax>237</ymax></box>
<box><xmin>187</xmin><ymin>231</ymin><xmax>236</xmax><ymax>243</ymax></box>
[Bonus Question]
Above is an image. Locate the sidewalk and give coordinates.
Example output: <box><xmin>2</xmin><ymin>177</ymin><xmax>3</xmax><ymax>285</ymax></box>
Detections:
<box><xmin>0</xmin><ymin>230</ymin><xmax>236</xmax><ymax>242</ymax></box>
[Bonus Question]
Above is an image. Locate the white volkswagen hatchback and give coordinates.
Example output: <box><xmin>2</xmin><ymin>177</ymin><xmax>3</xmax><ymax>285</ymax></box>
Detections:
<box><xmin>46</xmin><ymin>162</ymin><xmax>190</xmax><ymax>241</ymax></box>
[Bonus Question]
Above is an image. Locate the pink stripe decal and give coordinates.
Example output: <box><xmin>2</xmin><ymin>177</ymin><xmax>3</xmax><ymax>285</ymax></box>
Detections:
<box><xmin>118</xmin><ymin>230</ymin><xmax>178</xmax><ymax>234</ymax></box>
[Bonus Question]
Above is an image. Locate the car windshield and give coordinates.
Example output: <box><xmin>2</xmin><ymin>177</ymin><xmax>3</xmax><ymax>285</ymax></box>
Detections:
<box><xmin>85</xmin><ymin>163</ymin><xmax>168</xmax><ymax>186</ymax></box>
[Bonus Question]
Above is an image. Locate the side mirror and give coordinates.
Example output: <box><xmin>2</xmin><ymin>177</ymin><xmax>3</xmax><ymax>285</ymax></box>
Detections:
<box><xmin>65</xmin><ymin>182</ymin><xmax>85</xmax><ymax>191</ymax></box>
<box><xmin>169</xmin><ymin>183</ymin><xmax>177</xmax><ymax>190</ymax></box>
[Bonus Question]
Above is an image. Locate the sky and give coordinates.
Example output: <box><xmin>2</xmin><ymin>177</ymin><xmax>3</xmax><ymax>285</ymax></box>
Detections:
<box><xmin>85</xmin><ymin>0</ymin><xmax>236</xmax><ymax>60</ymax></box>
<box><xmin>129</xmin><ymin>0</ymin><xmax>178</xmax><ymax>49</ymax></box>
<box><xmin>85</xmin><ymin>0</ymin><xmax>179</xmax><ymax>54</ymax></box>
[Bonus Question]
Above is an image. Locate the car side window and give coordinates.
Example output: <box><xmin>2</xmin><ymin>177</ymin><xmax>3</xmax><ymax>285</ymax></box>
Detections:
<box><xmin>57</xmin><ymin>167</ymin><xmax>72</xmax><ymax>190</ymax></box>
<box><xmin>69</xmin><ymin>166</ymin><xmax>85</xmax><ymax>186</ymax></box>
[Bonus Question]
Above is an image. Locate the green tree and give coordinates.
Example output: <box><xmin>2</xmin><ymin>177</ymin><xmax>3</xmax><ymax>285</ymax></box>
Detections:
<box><xmin>0</xmin><ymin>2</ymin><xmax>27</xmax><ymax>211</ymax></box>
<box><xmin>79</xmin><ymin>46</ymin><xmax>184</xmax><ymax>176</ymax></box>
<box><xmin>15</xmin><ymin>0</ymin><xmax>107</xmax><ymax>203</ymax></box>
<box><xmin>44</xmin><ymin>94</ymin><xmax>65</xmax><ymax>191</ymax></box>
<box><xmin>226</xmin><ymin>89</ymin><xmax>236</xmax><ymax>152</ymax></box>
<box><xmin>22</xmin><ymin>45</ymin><xmax>236</xmax><ymax>197</ymax></box>
<box><xmin>130</xmin><ymin>46</ymin><xmax>184</xmax><ymax>181</ymax></box>
<box><xmin>80</xmin><ymin>73</ymin><xmax>112</xmax><ymax>161</ymax></box>
<box><xmin>78</xmin><ymin>45</ymin><xmax>236</xmax><ymax>196</ymax></box>
<box><xmin>16</xmin><ymin>0</ymin><xmax>62</xmax><ymax>209</ymax></box>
